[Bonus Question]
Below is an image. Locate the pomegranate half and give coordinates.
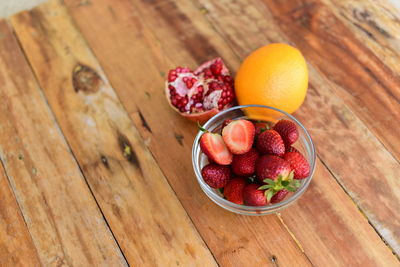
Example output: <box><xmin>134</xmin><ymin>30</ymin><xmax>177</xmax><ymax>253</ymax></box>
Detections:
<box><xmin>165</xmin><ymin>58</ymin><xmax>235</xmax><ymax>123</ymax></box>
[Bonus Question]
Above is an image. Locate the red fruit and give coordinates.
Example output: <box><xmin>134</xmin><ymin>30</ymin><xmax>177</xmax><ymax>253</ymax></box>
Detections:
<box><xmin>201</xmin><ymin>163</ymin><xmax>231</xmax><ymax>188</ymax></box>
<box><xmin>222</xmin><ymin>119</ymin><xmax>255</xmax><ymax>154</ymax></box>
<box><xmin>231</xmin><ymin>148</ymin><xmax>259</xmax><ymax>176</ymax></box>
<box><xmin>254</xmin><ymin>122</ymin><xmax>270</xmax><ymax>137</ymax></box>
<box><xmin>165</xmin><ymin>58</ymin><xmax>235</xmax><ymax>123</ymax></box>
<box><xmin>243</xmin><ymin>183</ymin><xmax>267</xmax><ymax>206</ymax></box>
<box><xmin>286</xmin><ymin>146</ymin><xmax>300</xmax><ymax>153</ymax></box>
<box><xmin>270</xmin><ymin>189</ymin><xmax>289</xmax><ymax>204</ymax></box>
<box><xmin>273</xmin><ymin>120</ymin><xmax>299</xmax><ymax>146</ymax></box>
<box><xmin>222</xmin><ymin>119</ymin><xmax>233</xmax><ymax>128</ymax></box>
<box><xmin>284</xmin><ymin>152</ymin><xmax>310</xmax><ymax>179</ymax></box>
<box><xmin>256</xmin><ymin>130</ymin><xmax>285</xmax><ymax>156</ymax></box>
<box><xmin>200</xmin><ymin>132</ymin><xmax>233</xmax><ymax>165</ymax></box>
<box><xmin>256</xmin><ymin>155</ymin><xmax>292</xmax><ymax>182</ymax></box>
<box><xmin>224</xmin><ymin>178</ymin><xmax>246</xmax><ymax>204</ymax></box>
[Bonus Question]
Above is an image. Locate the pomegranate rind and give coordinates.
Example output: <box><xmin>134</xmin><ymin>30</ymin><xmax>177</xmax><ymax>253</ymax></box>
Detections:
<box><xmin>165</xmin><ymin>82</ymin><xmax>231</xmax><ymax>123</ymax></box>
<box><xmin>165</xmin><ymin>58</ymin><xmax>234</xmax><ymax>123</ymax></box>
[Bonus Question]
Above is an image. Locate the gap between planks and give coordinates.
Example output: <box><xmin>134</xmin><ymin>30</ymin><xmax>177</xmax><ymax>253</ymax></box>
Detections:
<box><xmin>5</xmin><ymin>21</ymin><xmax>130</xmax><ymax>265</ymax></box>
<box><xmin>186</xmin><ymin>0</ymin><xmax>400</xmax><ymax>258</ymax></box>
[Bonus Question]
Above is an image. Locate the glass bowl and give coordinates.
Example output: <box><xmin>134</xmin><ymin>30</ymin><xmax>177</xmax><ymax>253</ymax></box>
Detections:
<box><xmin>192</xmin><ymin>105</ymin><xmax>316</xmax><ymax>215</ymax></box>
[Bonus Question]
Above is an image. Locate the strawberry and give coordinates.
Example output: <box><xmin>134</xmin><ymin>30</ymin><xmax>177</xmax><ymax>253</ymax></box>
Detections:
<box><xmin>273</xmin><ymin>119</ymin><xmax>299</xmax><ymax>146</ymax></box>
<box><xmin>254</xmin><ymin>122</ymin><xmax>270</xmax><ymax>137</ymax></box>
<box><xmin>222</xmin><ymin>119</ymin><xmax>233</xmax><ymax>128</ymax></box>
<box><xmin>255</xmin><ymin>155</ymin><xmax>292</xmax><ymax>182</ymax></box>
<box><xmin>231</xmin><ymin>148</ymin><xmax>259</xmax><ymax>176</ymax></box>
<box><xmin>284</xmin><ymin>151</ymin><xmax>310</xmax><ymax>179</ymax></box>
<box><xmin>201</xmin><ymin>163</ymin><xmax>231</xmax><ymax>188</ymax></box>
<box><xmin>286</xmin><ymin>146</ymin><xmax>299</xmax><ymax>153</ymax></box>
<box><xmin>259</xmin><ymin>176</ymin><xmax>300</xmax><ymax>203</ymax></box>
<box><xmin>256</xmin><ymin>130</ymin><xmax>285</xmax><ymax>156</ymax></box>
<box><xmin>200</xmin><ymin>132</ymin><xmax>232</xmax><ymax>165</ymax></box>
<box><xmin>224</xmin><ymin>177</ymin><xmax>246</xmax><ymax>204</ymax></box>
<box><xmin>270</xmin><ymin>189</ymin><xmax>289</xmax><ymax>204</ymax></box>
<box><xmin>222</xmin><ymin>119</ymin><xmax>255</xmax><ymax>155</ymax></box>
<box><xmin>243</xmin><ymin>183</ymin><xmax>267</xmax><ymax>206</ymax></box>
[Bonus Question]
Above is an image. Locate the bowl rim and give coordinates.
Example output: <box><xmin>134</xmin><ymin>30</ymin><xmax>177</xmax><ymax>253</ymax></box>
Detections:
<box><xmin>192</xmin><ymin>104</ymin><xmax>316</xmax><ymax>212</ymax></box>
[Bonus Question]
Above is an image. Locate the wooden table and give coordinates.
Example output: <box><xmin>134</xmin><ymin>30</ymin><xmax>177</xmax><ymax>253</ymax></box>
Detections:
<box><xmin>0</xmin><ymin>0</ymin><xmax>399</xmax><ymax>266</ymax></box>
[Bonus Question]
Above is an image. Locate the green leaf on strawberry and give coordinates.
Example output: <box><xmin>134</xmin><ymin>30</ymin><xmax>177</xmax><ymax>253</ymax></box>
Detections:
<box><xmin>258</xmin><ymin>171</ymin><xmax>301</xmax><ymax>202</ymax></box>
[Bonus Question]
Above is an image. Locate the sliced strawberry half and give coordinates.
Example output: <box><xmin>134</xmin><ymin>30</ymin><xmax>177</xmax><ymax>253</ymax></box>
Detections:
<box><xmin>200</xmin><ymin>132</ymin><xmax>233</xmax><ymax>165</ymax></box>
<box><xmin>222</xmin><ymin>119</ymin><xmax>255</xmax><ymax>155</ymax></box>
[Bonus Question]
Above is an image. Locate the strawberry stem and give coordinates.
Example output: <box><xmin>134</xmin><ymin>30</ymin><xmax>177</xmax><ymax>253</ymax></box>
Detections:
<box><xmin>259</xmin><ymin>172</ymin><xmax>302</xmax><ymax>200</ymax></box>
<box><xmin>197</xmin><ymin>121</ymin><xmax>208</xmax><ymax>133</ymax></box>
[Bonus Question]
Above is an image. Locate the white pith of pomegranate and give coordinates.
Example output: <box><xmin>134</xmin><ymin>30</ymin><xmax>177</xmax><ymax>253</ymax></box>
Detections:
<box><xmin>166</xmin><ymin>58</ymin><xmax>235</xmax><ymax>122</ymax></box>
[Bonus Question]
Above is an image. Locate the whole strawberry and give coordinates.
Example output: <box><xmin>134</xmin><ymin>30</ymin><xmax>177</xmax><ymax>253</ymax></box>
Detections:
<box><xmin>284</xmin><ymin>152</ymin><xmax>310</xmax><ymax>179</ymax></box>
<box><xmin>243</xmin><ymin>183</ymin><xmax>267</xmax><ymax>206</ymax></box>
<box><xmin>256</xmin><ymin>155</ymin><xmax>291</xmax><ymax>182</ymax></box>
<box><xmin>201</xmin><ymin>163</ymin><xmax>231</xmax><ymax>188</ymax></box>
<box><xmin>224</xmin><ymin>177</ymin><xmax>246</xmax><ymax>204</ymax></box>
<box><xmin>273</xmin><ymin>120</ymin><xmax>299</xmax><ymax>146</ymax></box>
<box><xmin>256</xmin><ymin>130</ymin><xmax>285</xmax><ymax>156</ymax></box>
<box><xmin>254</xmin><ymin>122</ymin><xmax>270</xmax><ymax>137</ymax></box>
<box><xmin>222</xmin><ymin>119</ymin><xmax>255</xmax><ymax>154</ymax></box>
<box><xmin>231</xmin><ymin>148</ymin><xmax>259</xmax><ymax>176</ymax></box>
<box><xmin>270</xmin><ymin>189</ymin><xmax>289</xmax><ymax>204</ymax></box>
<box><xmin>200</xmin><ymin>131</ymin><xmax>232</xmax><ymax>165</ymax></box>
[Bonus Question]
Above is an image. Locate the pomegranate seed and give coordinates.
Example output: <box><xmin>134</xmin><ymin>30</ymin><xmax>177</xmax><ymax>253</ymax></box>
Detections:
<box><xmin>168</xmin><ymin>75</ymin><xmax>177</xmax><ymax>82</ymax></box>
<box><xmin>224</xmin><ymin>76</ymin><xmax>231</xmax><ymax>82</ymax></box>
<box><xmin>183</xmin><ymin>77</ymin><xmax>189</xmax><ymax>82</ymax></box>
<box><xmin>168</xmin><ymin>85</ymin><xmax>174</xmax><ymax>90</ymax></box>
<box><xmin>204</xmin><ymin>69</ymin><xmax>212</xmax><ymax>78</ymax></box>
<box><xmin>222</xmin><ymin>92</ymin><xmax>227</xmax><ymax>98</ymax></box>
<box><xmin>186</xmin><ymin>81</ymin><xmax>193</xmax><ymax>88</ymax></box>
<box><xmin>197</xmin><ymin>85</ymin><xmax>203</xmax><ymax>93</ymax></box>
<box><xmin>218</xmin><ymin>104</ymin><xmax>223</xmax><ymax>109</ymax></box>
<box><xmin>210</xmin><ymin>63</ymin><xmax>222</xmax><ymax>75</ymax></box>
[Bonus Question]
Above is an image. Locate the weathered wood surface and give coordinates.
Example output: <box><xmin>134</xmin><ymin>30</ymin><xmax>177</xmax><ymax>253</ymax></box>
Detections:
<box><xmin>192</xmin><ymin>0</ymin><xmax>400</xmax><ymax>256</ymax></box>
<box><xmin>62</xmin><ymin>0</ymin><xmax>399</xmax><ymax>265</ymax></box>
<box><xmin>0</xmin><ymin>20</ymin><xmax>126</xmax><ymax>266</ymax></box>
<box><xmin>0</xmin><ymin>163</ymin><xmax>41</xmax><ymax>266</ymax></box>
<box><xmin>11</xmin><ymin>1</ymin><xmax>218</xmax><ymax>266</ymax></box>
<box><xmin>0</xmin><ymin>0</ymin><xmax>398</xmax><ymax>265</ymax></box>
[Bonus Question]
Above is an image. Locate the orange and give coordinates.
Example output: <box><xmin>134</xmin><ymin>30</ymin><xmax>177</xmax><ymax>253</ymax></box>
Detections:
<box><xmin>235</xmin><ymin>43</ymin><xmax>308</xmax><ymax>120</ymax></box>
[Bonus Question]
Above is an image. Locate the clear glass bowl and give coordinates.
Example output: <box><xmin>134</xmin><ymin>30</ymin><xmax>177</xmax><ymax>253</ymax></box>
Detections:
<box><xmin>192</xmin><ymin>105</ymin><xmax>316</xmax><ymax>215</ymax></box>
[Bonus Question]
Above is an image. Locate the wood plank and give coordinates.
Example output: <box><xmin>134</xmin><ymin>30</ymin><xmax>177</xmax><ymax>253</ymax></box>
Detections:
<box><xmin>10</xmin><ymin>1</ymin><xmax>218</xmax><ymax>266</ymax></box>
<box><xmin>63</xmin><ymin>0</ymin><xmax>400</xmax><ymax>264</ymax></box>
<box><xmin>60</xmin><ymin>0</ymin><xmax>314</xmax><ymax>266</ymax></box>
<box><xmin>0</xmin><ymin>20</ymin><xmax>126</xmax><ymax>266</ymax></box>
<box><xmin>262</xmin><ymin>0</ymin><xmax>400</xmax><ymax>162</ymax></box>
<box><xmin>0</xmin><ymin>163</ymin><xmax>41</xmax><ymax>266</ymax></box>
<box><xmin>189</xmin><ymin>0</ymin><xmax>400</xmax><ymax>258</ymax></box>
<box><xmin>319</xmin><ymin>0</ymin><xmax>400</xmax><ymax>75</ymax></box>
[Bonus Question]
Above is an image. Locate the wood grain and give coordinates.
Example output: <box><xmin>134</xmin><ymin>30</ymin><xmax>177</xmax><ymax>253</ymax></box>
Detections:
<box><xmin>11</xmin><ymin>1</ymin><xmax>218</xmax><ymax>266</ymax></box>
<box><xmin>60</xmin><ymin>0</ymin><xmax>315</xmax><ymax>266</ymax></box>
<box><xmin>0</xmin><ymin>163</ymin><xmax>41</xmax><ymax>266</ymax></box>
<box><xmin>320</xmin><ymin>0</ymin><xmax>400</xmax><ymax>74</ymax></box>
<box><xmin>191</xmin><ymin>0</ymin><xmax>400</xmax><ymax>257</ymax></box>
<box><xmin>262</xmin><ymin>0</ymin><xmax>400</xmax><ymax>162</ymax></box>
<box><xmin>0</xmin><ymin>20</ymin><xmax>126</xmax><ymax>266</ymax></box>
<box><xmin>62</xmin><ymin>0</ymin><xmax>400</xmax><ymax>264</ymax></box>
